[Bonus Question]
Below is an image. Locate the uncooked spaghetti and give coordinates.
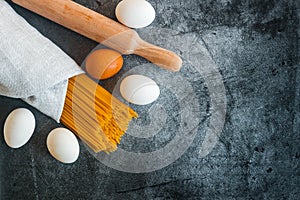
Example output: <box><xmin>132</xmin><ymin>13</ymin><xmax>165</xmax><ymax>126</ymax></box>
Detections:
<box><xmin>61</xmin><ymin>74</ymin><xmax>137</xmax><ymax>153</ymax></box>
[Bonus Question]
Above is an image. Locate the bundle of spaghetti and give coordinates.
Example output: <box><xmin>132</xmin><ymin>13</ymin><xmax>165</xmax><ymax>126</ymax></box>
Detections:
<box><xmin>61</xmin><ymin>74</ymin><xmax>138</xmax><ymax>153</ymax></box>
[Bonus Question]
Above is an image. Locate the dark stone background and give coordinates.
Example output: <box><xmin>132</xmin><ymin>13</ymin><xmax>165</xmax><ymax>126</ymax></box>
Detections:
<box><xmin>1</xmin><ymin>0</ymin><xmax>299</xmax><ymax>199</ymax></box>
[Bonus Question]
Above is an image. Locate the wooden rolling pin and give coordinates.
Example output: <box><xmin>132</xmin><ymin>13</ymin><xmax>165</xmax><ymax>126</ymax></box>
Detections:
<box><xmin>12</xmin><ymin>0</ymin><xmax>182</xmax><ymax>71</ymax></box>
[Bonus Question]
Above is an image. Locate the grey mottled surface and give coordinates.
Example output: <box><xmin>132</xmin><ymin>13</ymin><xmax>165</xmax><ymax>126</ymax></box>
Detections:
<box><xmin>0</xmin><ymin>0</ymin><xmax>299</xmax><ymax>199</ymax></box>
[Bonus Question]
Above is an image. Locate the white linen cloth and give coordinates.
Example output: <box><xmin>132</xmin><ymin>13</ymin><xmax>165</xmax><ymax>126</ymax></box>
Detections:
<box><xmin>0</xmin><ymin>1</ymin><xmax>84</xmax><ymax>122</ymax></box>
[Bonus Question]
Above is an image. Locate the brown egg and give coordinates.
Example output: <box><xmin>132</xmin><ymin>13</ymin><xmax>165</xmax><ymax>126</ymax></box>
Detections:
<box><xmin>85</xmin><ymin>49</ymin><xmax>123</xmax><ymax>80</ymax></box>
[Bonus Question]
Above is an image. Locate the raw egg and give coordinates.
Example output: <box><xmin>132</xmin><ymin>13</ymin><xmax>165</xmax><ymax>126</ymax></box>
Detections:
<box><xmin>47</xmin><ymin>128</ymin><xmax>80</xmax><ymax>164</ymax></box>
<box><xmin>85</xmin><ymin>49</ymin><xmax>123</xmax><ymax>80</ymax></box>
<box><xmin>4</xmin><ymin>108</ymin><xmax>36</xmax><ymax>148</ymax></box>
<box><xmin>115</xmin><ymin>0</ymin><xmax>156</xmax><ymax>29</ymax></box>
<box><xmin>120</xmin><ymin>74</ymin><xmax>160</xmax><ymax>105</ymax></box>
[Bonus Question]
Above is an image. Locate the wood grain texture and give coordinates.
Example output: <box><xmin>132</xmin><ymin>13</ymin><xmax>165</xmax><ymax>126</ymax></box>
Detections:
<box><xmin>12</xmin><ymin>0</ymin><xmax>182</xmax><ymax>71</ymax></box>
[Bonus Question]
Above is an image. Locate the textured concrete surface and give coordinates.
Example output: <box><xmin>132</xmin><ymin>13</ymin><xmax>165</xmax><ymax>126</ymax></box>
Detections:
<box><xmin>1</xmin><ymin>0</ymin><xmax>299</xmax><ymax>199</ymax></box>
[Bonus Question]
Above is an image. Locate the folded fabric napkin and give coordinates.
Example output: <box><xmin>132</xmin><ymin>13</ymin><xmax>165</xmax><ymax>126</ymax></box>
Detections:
<box><xmin>0</xmin><ymin>1</ymin><xmax>84</xmax><ymax>122</ymax></box>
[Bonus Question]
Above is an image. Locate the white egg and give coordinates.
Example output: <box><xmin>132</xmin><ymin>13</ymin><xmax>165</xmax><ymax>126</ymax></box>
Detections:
<box><xmin>47</xmin><ymin>128</ymin><xmax>79</xmax><ymax>164</ymax></box>
<box><xmin>4</xmin><ymin>108</ymin><xmax>35</xmax><ymax>148</ymax></box>
<box><xmin>120</xmin><ymin>74</ymin><xmax>160</xmax><ymax>105</ymax></box>
<box><xmin>115</xmin><ymin>0</ymin><xmax>156</xmax><ymax>28</ymax></box>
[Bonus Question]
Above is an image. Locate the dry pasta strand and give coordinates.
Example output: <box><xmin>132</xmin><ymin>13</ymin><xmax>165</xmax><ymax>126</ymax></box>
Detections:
<box><xmin>61</xmin><ymin>74</ymin><xmax>138</xmax><ymax>153</ymax></box>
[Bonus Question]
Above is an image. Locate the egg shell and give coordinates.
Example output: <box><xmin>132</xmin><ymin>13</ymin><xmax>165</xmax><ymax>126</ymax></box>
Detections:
<box><xmin>4</xmin><ymin>108</ymin><xmax>35</xmax><ymax>149</ymax></box>
<box><xmin>120</xmin><ymin>74</ymin><xmax>160</xmax><ymax>105</ymax></box>
<box><xmin>47</xmin><ymin>128</ymin><xmax>80</xmax><ymax>164</ymax></box>
<box><xmin>115</xmin><ymin>0</ymin><xmax>156</xmax><ymax>29</ymax></box>
<box><xmin>85</xmin><ymin>49</ymin><xmax>123</xmax><ymax>80</ymax></box>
